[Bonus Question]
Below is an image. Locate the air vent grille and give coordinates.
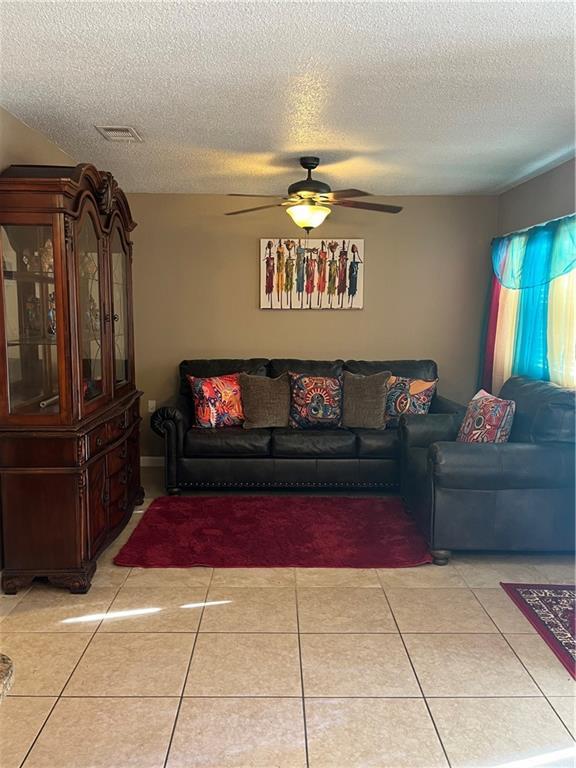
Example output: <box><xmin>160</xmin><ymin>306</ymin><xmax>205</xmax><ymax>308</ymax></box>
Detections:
<box><xmin>95</xmin><ymin>126</ymin><xmax>143</xmax><ymax>143</ymax></box>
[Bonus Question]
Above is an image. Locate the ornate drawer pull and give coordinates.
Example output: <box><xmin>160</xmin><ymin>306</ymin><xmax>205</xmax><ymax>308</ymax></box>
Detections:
<box><xmin>120</xmin><ymin>446</ymin><xmax>128</xmax><ymax>459</ymax></box>
<box><xmin>120</xmin><ymin>472</ymin><xmax>127</xmax><ymax>484</ymax></box>
<box><xmin>96</xmin><ymin>437</ymin><xmax>104</xmax><ymax>448</ymax></box>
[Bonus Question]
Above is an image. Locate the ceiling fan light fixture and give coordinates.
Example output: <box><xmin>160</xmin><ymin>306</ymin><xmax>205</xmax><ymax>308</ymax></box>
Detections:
<box><xmin>286</xmin><ymin>200</ymin><xmax>331</xmax><ymax>233</ymax></box>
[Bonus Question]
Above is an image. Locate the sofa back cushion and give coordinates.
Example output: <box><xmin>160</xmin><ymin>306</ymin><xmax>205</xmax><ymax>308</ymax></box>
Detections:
<box><xmin>179</xmin><ymin>358</ymin><xmax>268</xmax><ymax>395</ymax></box>
<box><xmin>342</xmin><ymin>370</ymin><xmax>391</xmax><ymax>429</ymax></box>
<box><xmin>240</xmin><ymin>372</ymin><xmax>290</xmax><ymax>429</ymax></box>
<box><xmin>499</xmin><ymin>376</ymin><xmax>575</xmax><ymax>444</ymax></box>
<box><xmin>269</xmin><ymin>359</ymin><xmax>344</xmax><ymax>378</ymax></box>
<box><xmin>345</xmin><ymin>359</ymin><xmax>438</xmax><ymax>380</ymax></box>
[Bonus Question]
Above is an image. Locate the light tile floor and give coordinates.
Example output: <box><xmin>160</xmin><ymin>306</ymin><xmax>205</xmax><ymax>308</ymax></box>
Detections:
<box><xmin>0</xmin><ymin>470</ymin><xmax>574</xmax><ymax>768</ymax></box>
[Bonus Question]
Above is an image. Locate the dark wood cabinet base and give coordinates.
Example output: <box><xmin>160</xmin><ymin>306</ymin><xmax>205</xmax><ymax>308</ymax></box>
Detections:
<box><xmin>2</xmin><ymin>561</ymin><xmax>97</xmax><ymax>595</ymax></box>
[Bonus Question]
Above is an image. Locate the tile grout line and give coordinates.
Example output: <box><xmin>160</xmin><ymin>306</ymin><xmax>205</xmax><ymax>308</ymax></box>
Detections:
<box><xmin>469</xmin><ymin>588</ymin><xmax>576</xmax><ymax>741</ymax></box>
<box><xmin>162</xmin><ymin>570</ymin><xmax>214</xmax><ymax>768</ymax></box>
<box><xmin>16</xmin><ymin>573</ymin><xmax>131</xmax><ymax>767</ymax></box>
<box><xmin>378</xmin><ymin>580</ymin><xmax>453</xmax><ymax>768</ymax></box>
<box><xmin>294</xmin><ymin>573</ymin><xmax>311</xmax><ymax>768</ymax></box>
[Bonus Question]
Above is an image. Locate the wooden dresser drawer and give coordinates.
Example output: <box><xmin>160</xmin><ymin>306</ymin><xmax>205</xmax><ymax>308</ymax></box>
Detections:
<box><xmin>109</xmin><ymin>494</ymin><xmax>129</xmax><ymax>530</ymax></box>
<box><xmin>107</xmin><ymin>411</ymin><xmax>130</xmax><ymax>443</ymax></box>
<box><xmin>107</xmin><ymin>441</ymin><xmax>128</xmax><ymax>475</ymax></box>
<box><xmin>109</xmin><ymin>467</ymin><xmax>129</xmax><ymax>502</ymax></box>
<box><xmin>88</xmin><ymin>424</ymin><xmax>108</xmax><ymax>458</ymax></box>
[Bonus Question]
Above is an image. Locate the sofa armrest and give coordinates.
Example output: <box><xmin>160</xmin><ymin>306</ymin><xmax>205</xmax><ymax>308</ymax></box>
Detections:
<box><xmin>429</xmin><ymin>441</ymin><xmax>575</xmax><ymax>490</ymax></box>
<box><xmin>400</xmin><ymin>413</ymin><xmax>463</xmax><ymax>449</ymax></box>
<box><xmin>150</xmin><ymin>396</ymin><xmax>192</xmax><ymax>456</ymax></box>
<box><xmin>430</xmin><ymin>394</ymin><xmax>467</xmax><ymax>415</ymax></box>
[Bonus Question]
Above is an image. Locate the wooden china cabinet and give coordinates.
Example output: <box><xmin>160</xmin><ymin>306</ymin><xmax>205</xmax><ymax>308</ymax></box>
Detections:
<box><xmin>0</xmin><ymin>164</ymin><xmax>142</xmax><ymax>594</ymax></box>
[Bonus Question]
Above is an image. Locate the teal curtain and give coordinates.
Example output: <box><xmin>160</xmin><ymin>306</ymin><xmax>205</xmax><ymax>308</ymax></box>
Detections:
<box><xmin>482</xmin><ymin>213</ymin><xmax>576</xmax><ymax>391</ymax></box>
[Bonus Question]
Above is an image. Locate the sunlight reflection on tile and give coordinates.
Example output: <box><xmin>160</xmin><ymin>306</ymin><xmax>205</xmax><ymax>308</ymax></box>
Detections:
<box><xmin>61</xmin><ymin>607</ymin><xmax>161</xmax><ymax>624</ymax></box>
<box><xmin>181</xmin><ymin>600</ymin><xmax>231</xmax><ymax>609</ymax></box>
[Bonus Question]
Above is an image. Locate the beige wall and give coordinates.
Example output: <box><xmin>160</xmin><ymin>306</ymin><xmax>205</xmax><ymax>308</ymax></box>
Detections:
<box><xmin>497</xmin><ymin>158</ymin><xmax>575</xmax><ymax>235</ymax></box>
<box><xmin>129</xmin><ymin>193</ymin><xmax>499</xmax><ymax>455</ymax></box>
<box><xmin>2</xmin><ymin>108</ymin><xmax>573</xmax><ymax>457</ymax></box>
<box><xmin>0</xmin><ymin>106</ymin><xmax>74</xmax><ymax>171</ymax></box>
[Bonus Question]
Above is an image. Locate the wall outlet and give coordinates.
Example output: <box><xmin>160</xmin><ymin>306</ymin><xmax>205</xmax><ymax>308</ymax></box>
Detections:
<box><xmin>147</xmin><ymin>399</ymin><xmax>156</xmax><ymax>413</ymax></box>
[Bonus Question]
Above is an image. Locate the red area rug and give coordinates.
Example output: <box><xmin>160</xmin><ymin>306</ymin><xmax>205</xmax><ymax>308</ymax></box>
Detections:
<box><xmin>114</xmin><ymin>495</ymin><xmax>432</xmax><ymax>569</ymax></box>
<box><xmin>501</xmin><ymin>583</ymin><xmax>576</xmax><ymax>678</ymax></box>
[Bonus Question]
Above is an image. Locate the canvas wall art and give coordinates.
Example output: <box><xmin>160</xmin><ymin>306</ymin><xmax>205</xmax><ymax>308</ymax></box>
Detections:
<box><xmin>260</xmin><ymin>238</ymin><xmax>364</xmax><ymax>310</ymax></box>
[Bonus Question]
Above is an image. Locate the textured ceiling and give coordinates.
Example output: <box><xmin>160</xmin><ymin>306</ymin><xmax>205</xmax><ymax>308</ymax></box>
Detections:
<box><xmin>0</xmin><ymin>1</ymin><xmax>574</xmax><ymax>195</ymax></box>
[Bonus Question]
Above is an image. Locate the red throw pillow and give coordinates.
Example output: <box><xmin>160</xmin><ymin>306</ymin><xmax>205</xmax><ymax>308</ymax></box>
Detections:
<box><xmin>457</xmin><ymin>389</ymin><xmax>515</xmax><ymax>443</ymax></box>
<box><xmin>187</xmin><ymin>373</ymin><xmax>244</xmax><ymax>428</ymax></box>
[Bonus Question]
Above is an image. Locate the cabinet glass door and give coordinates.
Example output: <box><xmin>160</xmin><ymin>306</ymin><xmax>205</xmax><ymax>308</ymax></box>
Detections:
<box><xmin>1</xmin><ymin>224</ymin><xmax>60</xmax><ymax>414</ymax></box>
<box><xmin>110</xmin><ymin>227</ymin><xmax>129</xmax><ymax>388</ymax></box>
<box><xmin>77</xmin><ymin>213</ymin><xmax>105</xmax><ymax>402</ymax></box>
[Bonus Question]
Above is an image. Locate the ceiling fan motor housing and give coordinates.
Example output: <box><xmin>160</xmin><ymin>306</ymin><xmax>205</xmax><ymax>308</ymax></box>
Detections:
<box><xmin>288</xmin><ymin>178</ymin><xmax>332</xmax><ymax>197</ymax></box>
<box><xmin>289</xmin><ymin>158</ymin><xmax>331</xmax><ymax>197</ymax></box>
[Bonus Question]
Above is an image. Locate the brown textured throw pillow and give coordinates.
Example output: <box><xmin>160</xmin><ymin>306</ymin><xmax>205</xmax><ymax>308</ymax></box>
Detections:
<box><xmin>342</xmin><ymin>370</ymin><xmax>392</xmax><ymax>429</ymax></box>
<box><xmin>240</xmin><ymin>372</ymin><xmax>290</xmax><ymax>429</ymax></box>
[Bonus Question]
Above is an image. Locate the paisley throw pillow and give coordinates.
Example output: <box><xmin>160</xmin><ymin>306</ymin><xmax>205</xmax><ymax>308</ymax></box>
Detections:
<box><xmin>457</xmin><ymin>389</ymin><xmax>515</xmax><ymax>443</ymax></box>
<box><xmin>187</xmin><ymin>373</ymin><xmax>244</xmax><ymax>428</ymax></box>
<box><xmin>386</xmin><ymin>376</ymin><xmax>438</xmax><ymax>427</ymax></box>
<box><xmin>289</xmin><ymin>373</ymin><xmax>343</xmax><ymax>428</ymax></box>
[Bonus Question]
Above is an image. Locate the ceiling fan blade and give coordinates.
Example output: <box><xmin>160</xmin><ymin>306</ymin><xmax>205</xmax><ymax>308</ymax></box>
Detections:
<box><xmin>333</xmin><ymin>200</ymin><xmax>403</xmax><ymax>214</ymax></box>
<box><xmin>227</xmin><ymin>193</ymin><xmax>279</xmax><ymax>198</ymax></box>
<box><xmin>325</xmin><ymin>188</ymin><xmax>371</xmax><ymax>200</ymax></box>
<box><xmin>225</xmin><ymin>203</ymin><xmax>284</xmax><ymax>216</ymax></box>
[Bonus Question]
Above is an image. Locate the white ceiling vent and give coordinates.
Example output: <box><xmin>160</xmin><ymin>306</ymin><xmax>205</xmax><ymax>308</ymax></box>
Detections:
<box><xmin>95</xmin><ymin>126</ymin><xmax>143</xmax><ymax>143</ymax></box>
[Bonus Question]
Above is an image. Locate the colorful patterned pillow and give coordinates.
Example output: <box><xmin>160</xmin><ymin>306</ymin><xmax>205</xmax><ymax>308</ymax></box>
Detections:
<box><xmin>457</xmin><ymin>389</ymin><xmax>515</xmax><ymax>443</ymax></box>
<box><xmin>186</xmin><ymin>373</ymin><xmax>244</xmax><ymax>428</ymax></box>
<box><xmin>289</xmin><ymin>373</ymin><xmax>343</xmax><ymax>429</ymax></box>
<box><xmin>386</xmin><ymin>376</ymin><xmax>438</xmax><ymax>427</ymax></box>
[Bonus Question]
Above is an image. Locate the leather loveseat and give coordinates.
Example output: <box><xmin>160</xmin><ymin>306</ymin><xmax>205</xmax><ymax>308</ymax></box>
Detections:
<box><xmin>400</xmin><ymin>376</ymin><xmax>575</xmax><ymax>564</ymax></box>
<box><xmin>151</xmin><ymin>358</ymin><xmax>461</xmax><ymax>493</ymax></box>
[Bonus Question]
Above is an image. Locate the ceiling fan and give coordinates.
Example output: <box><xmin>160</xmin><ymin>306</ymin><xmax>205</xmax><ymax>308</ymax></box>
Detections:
<box><xmin>225</xmin><ymin>156</ymin><xmax>403</xmax><ymax>233</ymax></box>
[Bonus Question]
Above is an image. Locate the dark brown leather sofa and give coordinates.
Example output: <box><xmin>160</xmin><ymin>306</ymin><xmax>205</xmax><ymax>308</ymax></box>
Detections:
<box><xmin>151</xmin><ymin>358</ymin><xmax>461</xmax><ymax>493</ymax></box>
<box><xmin>400</xmin><ymin>376</ymin><xmax>575</xmax><ymax>564</ymax></box>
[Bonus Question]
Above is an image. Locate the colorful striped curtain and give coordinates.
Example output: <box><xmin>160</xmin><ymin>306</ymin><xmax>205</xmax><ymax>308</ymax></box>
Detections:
<box><xmin>481</xmin><ymin>214</ymin><xmax>576</xmax><ymax>393</ymax></box>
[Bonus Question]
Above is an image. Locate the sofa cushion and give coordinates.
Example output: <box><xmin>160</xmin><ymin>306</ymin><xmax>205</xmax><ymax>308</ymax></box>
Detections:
<box><xmin>184</xmin><ymin>427</ymin><xmax>272</xmax><ymax>457</ymax></box>
<box><xmin>240</xmin><ymin>372</ymin><xmax>290</xmax><ymax>429</ymax></box>
<box><xmin>179</xmin><ymin>359</ymin><xmax>268</xmax><ymax>396</ymax></box>
<box><xmin>457</xmin><ymin>390</ymin><xmax>515</xmax><ymax>444</ymax></box>
<box><xmin>269</xmin><ymin>359</ymin><xmax>344</xmax><ymax>378</ymax></box>
<box><xmin>353</xmin><ymin>428</ymin><xmax>399</xmax><ymax>458</ymax></box>
<box><xmin>187</xmin><ymin>373</ymin><xmax>244</xmax><ymax>428</ymax></box>
<box><xmin>288</xmin><ymin>373</ymin><xmax>343</xmax><ymax>429</ymax></box>
<box><xmin>386</xmin><ymin>376</ymin><xmax>438</xmax><ymax>427</ymax></box>
<box><xmin>342</xmin><ymin>370</ymin><xmax>391</xmax><ymax>429</ymax></box>
<box><xmin>272</xmin><ymin>427</ymin><xmax>356</xmax><ymax>457</ymax></box>
<box><xmin>345</xmin><ymin>359</ymin><xmax>438</xmax><ymax>381</ymax></box>
<box><xmin>499</xmin><ymin>376</ymin><xmax>575</xmax><ymax>444</ymax></box>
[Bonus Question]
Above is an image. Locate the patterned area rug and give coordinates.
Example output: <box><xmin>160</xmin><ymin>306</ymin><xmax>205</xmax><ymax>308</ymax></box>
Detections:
<box><xmin>501</xmin><ymin>583</ymin><xmax>576</xmax><ymax>678</ymax></box>
<box><xmin>114</xmin><ymin>495</ymin><xmax>432</xmax><ymax>569</ymax></box>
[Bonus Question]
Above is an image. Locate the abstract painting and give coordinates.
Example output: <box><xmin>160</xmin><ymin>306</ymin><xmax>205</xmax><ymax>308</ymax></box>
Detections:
<box><xmin>260</xmin><ymin>238</ymin><xmax>364</xmax><ymax>310</ymax></box>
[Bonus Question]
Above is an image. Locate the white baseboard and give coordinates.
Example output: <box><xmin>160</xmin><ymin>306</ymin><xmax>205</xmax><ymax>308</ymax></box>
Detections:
<box><xmin>141</xmin><ymin>456</ymin><xmax>164</xmax><ymax>468</ymax></box>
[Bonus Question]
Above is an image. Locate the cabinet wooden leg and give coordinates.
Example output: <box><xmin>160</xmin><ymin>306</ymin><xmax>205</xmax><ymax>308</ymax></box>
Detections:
<box><xmin>134</xmin><ymin>486</ymin><xmax>145</xmax><ymax>506</ymax></box>
<box><xmin>47</xmin><ymin>562</ymin><xmax>96</xmax><ymax>594</ymax></box>
<box><xmin>168</xmin><ymin>487</ymin><xmax>181</xmax><ymax>496</ymax></box>
<box><xmin>1</xmin><ymin>573</ymin><xmax>34</xmax><ymax>595</ymax></box>
<box><xmin>431</xmin><ymin>549</ymin><xmax>452</xmax><ymax>566</ymax></box>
